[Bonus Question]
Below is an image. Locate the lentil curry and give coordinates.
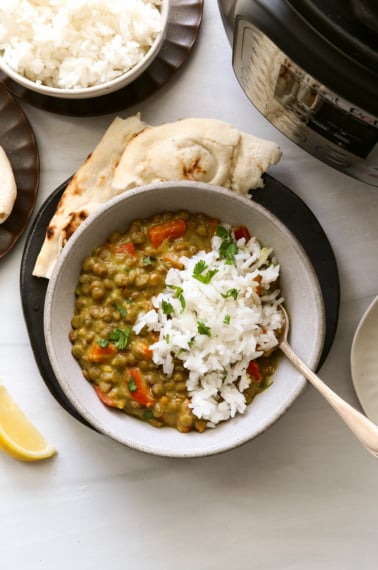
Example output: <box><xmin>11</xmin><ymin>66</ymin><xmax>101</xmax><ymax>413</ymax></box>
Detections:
<box><xmin>69</xmin><ymin>211</ymin><xmax>278</xmax><ymax>433</ymax></box>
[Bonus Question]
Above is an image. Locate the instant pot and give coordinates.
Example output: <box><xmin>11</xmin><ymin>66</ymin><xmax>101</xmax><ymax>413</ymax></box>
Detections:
<box><xmin>218</xmin><ymin>0</ymin><xmax>378</xmax><ymax>185</ymax></box>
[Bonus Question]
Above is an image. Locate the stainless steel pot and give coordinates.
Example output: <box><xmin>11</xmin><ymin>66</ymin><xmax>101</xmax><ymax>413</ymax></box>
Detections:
<box><xmin>218</xmin><ymin>0</ymin><xmax>378</xmax><ymax>186</ymax></box>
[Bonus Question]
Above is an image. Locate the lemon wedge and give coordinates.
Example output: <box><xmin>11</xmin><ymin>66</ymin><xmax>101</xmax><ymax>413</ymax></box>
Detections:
<box><xmin>0</xmin><ymin>385</ymin><xmax>56</xmax><ymax>462</ymax></box>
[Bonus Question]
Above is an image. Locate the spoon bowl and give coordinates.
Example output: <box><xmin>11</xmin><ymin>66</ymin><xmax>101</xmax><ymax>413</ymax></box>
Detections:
<box><xmin>279</xmin><ymin>306</ymin><xmax>378</xmax><ymax>458</ymax></box>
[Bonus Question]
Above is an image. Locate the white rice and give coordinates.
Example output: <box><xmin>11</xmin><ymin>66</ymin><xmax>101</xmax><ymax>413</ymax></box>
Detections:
<box><xmin>0</xmin><ymin>0</ymin><xmax>163</xmax><ymax>89</ymax></box>
<box><xmin>133</xmin><ymin>225</ymin><xmax>284</xmax><ymax>427</ymax></box>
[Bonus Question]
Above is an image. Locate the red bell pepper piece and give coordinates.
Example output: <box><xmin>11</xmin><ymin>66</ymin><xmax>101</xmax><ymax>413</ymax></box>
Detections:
<box><xmin>247</xmin><ymin>360</ymin><xmax>262</xmax><ymax>383</ymax></box>
<box><xmin>233</xmin><ymin>225</ymin><xmax>251</xmax><ymax>241</ymax></box>
<box><xmin>148</xmin><ymin>219</ymin><xmax>187</xmax><ymax>249</ymax></box>
<box><xmin>88</xmin><ymin>342</ymin><xmax>117</xmax><ymax>363</ymax></box>
<box><xmin>95</xmin><ymin>386</ymin><xmax>118</xmax><ymax>408</ymax></box>
<box><xmin>127</xmin><ymin>368</ymin><xmax>155</xmax><ymax>408</ymax></box>
<box><xmin>113</xmin><ymin>242</ymin><xmax>136</xmax><ymax>256</ymax></box>
<box><xmin>209</xmin><ymin>218</ymin><xmax>219</xmax><ymax>236</ymax></box>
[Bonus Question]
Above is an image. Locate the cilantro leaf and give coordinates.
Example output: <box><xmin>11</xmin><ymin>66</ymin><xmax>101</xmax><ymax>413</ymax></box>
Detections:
<box><xmin>143</xmin><ymin>255</ymin><xmax>153</xmax><ymax>265</ymax></box>
<box><xmin>108</xmin><ymin>327</ymin><xmax>131</xmax><ymax>350</ymax></box>
<box><xmin>221</xmin><ymin>241</ymin><xmax>238</xmax><ymax>265</ymax></box>
<box><xmin>193</xmin><ymin>260</ymin><xmax>208</xmax><ymax>276</ymax></box>
<box><xmin>178</xmin><ymin>293</ymin><xmax>186</xmax><ymax>310</ymax></box>
<box><xmin>197</xmin><ymin>321</ymin><xmax>211</xmax><ymax>336</ymax></box>
<box><xmin>128</xmin><ymin>376</ymin><xmax>137</xmax><ymax>392</ymax></box>
<box><xmin>162</xmin><ymin>300</ymin><xmax>174</xmax><ymax>315</ymax></box>
<box><xmin>221</xmin><ymin>288</ymin><xmax>239</xmax><ymax>300</ymax></box>
<box><xmin>223</xmin><ymin>314</ymin><xmax>231</xmax><ymax>325</ymax></box>
<box><xmin>216</xmin><ymin>225</ymin><xmax>239</xmax><ymax>264</ymax></box>
<box><xmin>97</xmin><ymin>338</ymin><xmax>109</xmax><ymax>348</ymax></box>
<box><xmin>193</xmin><ymin>260</ymin><xmax>218</xmax><ymax>284</ymax></box>
<box><xmin>215</xmin><ymin>225</ymin><xmax>229</xmax><ymax>239</ymax></box>
<box><xmin>115</xmin><ymin>303</ymin><xmax>127</xmax><ymax>317</ymax></box>
<box><xmin>168</xmin><ymin>285</ymin><xmax>186</xmax><ymax>310</ymax></box>
<box><xmin>194</xmin><ymin>269</ymin><xmax>218</xmax><ymax>284</ymax></box>
<box><xmin>143</xmin><ymin>409</ymin><xmax>154</xmax><ymax>420</ymax></box>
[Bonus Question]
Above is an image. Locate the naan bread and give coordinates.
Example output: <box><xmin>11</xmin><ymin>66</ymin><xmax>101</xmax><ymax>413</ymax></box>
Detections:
<box><xmin>33</xmin><ymin>114</ymin><xmax>281</xmax><ymax>279</ymax></box>
<box><xmin>112</xmin><ymin>117</ymin><xmax>282</xmax><ymax>193</ymax></box>
<box><xmin>33</xmin><ymin>114</ymin><xmax>146</xmax><ymax>278</ymax></box>
<box><xmin>0</xmin><ymin>145</ymin><xmax>17</xmax><ymax>224</ymax></box>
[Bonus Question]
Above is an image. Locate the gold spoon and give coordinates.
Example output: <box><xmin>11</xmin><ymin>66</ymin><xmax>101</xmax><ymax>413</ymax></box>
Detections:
<box><xmin>279</xmin><ymin>306</ymin><xmax>378</xmax><ymax>458</ymax></box>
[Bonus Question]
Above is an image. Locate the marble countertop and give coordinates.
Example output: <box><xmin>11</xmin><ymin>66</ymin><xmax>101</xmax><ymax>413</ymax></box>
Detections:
<box><xmin>1</xmin><ymin>2</ymin><xmax>377</xmax><ymax>568</ymax></box>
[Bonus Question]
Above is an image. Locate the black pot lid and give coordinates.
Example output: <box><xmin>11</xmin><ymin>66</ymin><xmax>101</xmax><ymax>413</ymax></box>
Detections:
<box><xmin>287</xmin><ymin>0</ymin><xmax>378</xmax><ymax>72</ymax></box>
<box><xmin>237</xmin><ymin>0</ymin><xmax>378</xmax><ymax>115</ymax></box>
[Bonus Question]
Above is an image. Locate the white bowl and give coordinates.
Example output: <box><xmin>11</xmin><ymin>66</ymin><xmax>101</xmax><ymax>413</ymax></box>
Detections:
<box><xmin>44</xmin><ymin>182</ymin><xmax>326</xmax><ymax>457</ymax></box>
<box><xmin>350</xmin><ymin>296</ymin><xmax>378</xmax><ymax>424</ymax></box>
<box><xmin>0</xmin><ymin>1</ymin><xmax>169</xmax><ymax>99</ymax></box>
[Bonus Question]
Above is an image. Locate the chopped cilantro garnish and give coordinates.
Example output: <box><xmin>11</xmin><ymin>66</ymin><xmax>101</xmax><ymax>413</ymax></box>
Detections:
<box><xmin>221</xmin><ymin>288</ymin><xmax>239</xmax><ymax>300</ymax></box>
<box><xmin>178</xmin><ymin>294</ymin><xmax>186</xmax><ymax>310</ymax></box>
<box><xmin>216</xmin><ymin>225</ymin><xmax>239</xmax><ymax>264</ymax></box>
<box><xmin>108</xmin><ymin>327</ymin><xmax>131</xmax><ymax>350</ymax></box>
<box><xmin>143</xmin><ymin>255</ymin><xmax>153</xmax><ymax>265</ymax></box>
<box><xmin>97</xmin><ymin>338</ymin><xmax>109</xmax><ymax>348</ymax></box>
<box><xmin>115</xmin><ymin>303</ymin><xmax>127</xmax><ymax>317</ymax></box>
<box><xmin>168</xmin><ymin>285</ymin><xmax>186</xmax><ymax>310</ymax></box>
<box><xmin>143</xmin><ymin>409</ymin><xmax>154</xmax><ymax>420</ymax></box>
<box><xmin>193</xmin><ymin>259</ymin><xmax>207</xmax><ymax>275</ymax></box>
<box><xmin>193</xmin><ymin>260</ymin><xmax>218</xmax><ymax>284</ymax></box>
<box><xmin>128</xmin><ymin>376</ymin><xmax>137</xmax><ymax>392</ymax></box>
<box><xmin>195</xmin><ymin>269</ymin><xmax>218</xmax><ymax>284</ymax></box>
<box><xmin>222</xmin><ymin>241</ymin><xmax>238</xmax><ymax>264</ymax></box>
<box><xmin>162</xmin><ymin>300</ymin><xmax>174</xmax><ymax>315</ymax></box>
<box><xmin>197</xmin><ymin>321</ymin><xmax>211</xmax><ymax>336</ymax></box>
<box><xmin>223</xmin><ymin>314</ymin><xmax>231</xmax><ymax>325</ymax></box>
<box><xmin>215</xmin><ymin>226</ymin><xmax>229</xmax><ymax>239</ymax></box>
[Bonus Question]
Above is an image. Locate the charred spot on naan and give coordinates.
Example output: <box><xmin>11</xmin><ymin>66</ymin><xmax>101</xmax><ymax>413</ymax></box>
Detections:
<box><xmin>45</xmin><ymin>225</ymin><xmax>56</xmax><ymax>240</ymax></box>
<box><xmin>44</xmin><ymin>208</ymin><xmax>89</xmax><ymax>244</ymax></box>
<box><xmin>181</xmin><ymin>156</ymin><xmax>206</xmax><ymax>180</ymax></box>
<box><xmin>62</xmin><ymin>209</ymin><xmax>91</xmax><ymax>243</ymax></box>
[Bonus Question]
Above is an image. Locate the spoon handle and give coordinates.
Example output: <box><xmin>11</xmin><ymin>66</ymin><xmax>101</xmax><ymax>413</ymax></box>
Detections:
<box><xmin>280</xmin><ymin>340</ymin><xmax>378</xmax><ymax>458</ymax></box>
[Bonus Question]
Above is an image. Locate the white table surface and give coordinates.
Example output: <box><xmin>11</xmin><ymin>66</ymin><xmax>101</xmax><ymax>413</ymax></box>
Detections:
<box><xmin>1</xmin><ymin>2</ymin><xmax>377</xmax><ymax>568</ymax></box>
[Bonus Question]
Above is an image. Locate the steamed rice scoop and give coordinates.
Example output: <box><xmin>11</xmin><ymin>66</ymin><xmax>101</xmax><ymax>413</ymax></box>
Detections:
<box><xmin>133</xmin><ymin>225</ymin><xmax>284</xmax><ymax>426</ymax></box>
<box><xmin>0</xmin><ymin>0</ymin><xmax>164</xmax><ymax>89</ymax></box>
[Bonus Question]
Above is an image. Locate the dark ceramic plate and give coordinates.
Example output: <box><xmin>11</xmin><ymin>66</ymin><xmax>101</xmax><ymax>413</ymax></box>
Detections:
<box><xmin>0</xmin><ymin>84</ymin><xmax>39</xmax><ymax>259</ymax></box>
<box><xmin>20</xmin><ymin>174</ymin><xmax>340</xmax><ymax>426</ymax></box>
<box><xmin>0</xmin><ymin>0</ymin><xmax>203</xmax><ymax>117</ymax></box>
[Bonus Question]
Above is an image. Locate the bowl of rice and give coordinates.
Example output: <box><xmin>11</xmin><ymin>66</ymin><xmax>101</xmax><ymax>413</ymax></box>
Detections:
<box><xmin>0</xmin><ymin>0</ymin><xmax>170</xmax><ymax>99</ymax></box>
<box><xmin>44</xmin><ymin>181</ymin><xmax>326</xmax><ymax>457</ymax></box>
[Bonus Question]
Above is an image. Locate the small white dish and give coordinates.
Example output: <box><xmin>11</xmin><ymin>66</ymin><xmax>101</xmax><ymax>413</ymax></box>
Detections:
<box><xmin>351</xmin><ymin>296</ymin><xmax>378</xmax><ymax>423</ymax></box>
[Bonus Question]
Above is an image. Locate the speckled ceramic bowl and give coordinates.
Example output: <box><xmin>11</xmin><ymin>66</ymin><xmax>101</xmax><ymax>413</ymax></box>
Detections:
<box><xmin>351</xmin><ymin>296</ymin><xmax>378</xmax><ymax>424</ymax></box>
<box><xmin>0</xmin><ymin>1</ymin><xmax>169</xmax><ymax>100</ymax></box>
<box><xmin>44</xmin><ymin>182</ymin><xmax>325</xmax><ymax>457</ymax></box>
